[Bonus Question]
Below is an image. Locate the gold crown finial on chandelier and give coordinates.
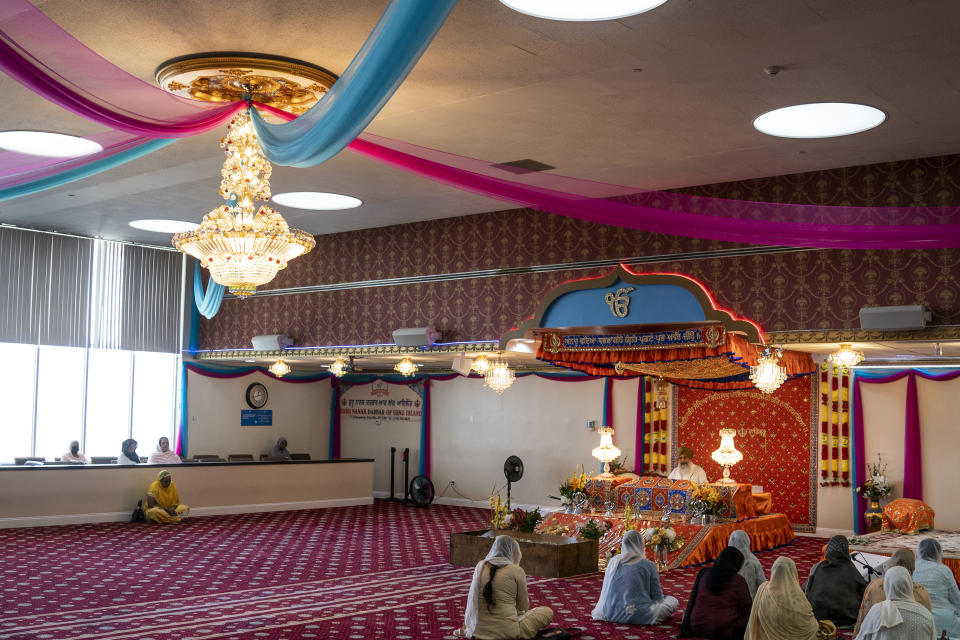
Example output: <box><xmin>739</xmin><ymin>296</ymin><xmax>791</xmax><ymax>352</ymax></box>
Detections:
<box><xmin>172</xmin><ymin>109</ymin><xmax>315</xmax><ymax>298</ymax></box>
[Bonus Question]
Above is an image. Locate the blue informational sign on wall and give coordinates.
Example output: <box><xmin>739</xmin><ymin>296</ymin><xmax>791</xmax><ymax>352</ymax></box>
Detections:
<box><xmin>241</xmin><ymin>410</ymin><xmax>273</xmax><ymax>426</ymax></box>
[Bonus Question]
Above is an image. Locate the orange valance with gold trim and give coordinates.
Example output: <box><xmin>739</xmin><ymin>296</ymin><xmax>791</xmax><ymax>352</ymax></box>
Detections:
<box><xmin>537</xmin><ymin>329</ymin><xmax>815</xmax><ymax>391</ymax></box>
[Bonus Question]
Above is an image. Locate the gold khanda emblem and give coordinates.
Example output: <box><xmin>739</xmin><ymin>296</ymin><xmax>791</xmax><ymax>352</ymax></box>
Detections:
<box><xmin>604</xmin><ymin>287</ymin><xmax>635</xmax><ymax>318</ymax></box>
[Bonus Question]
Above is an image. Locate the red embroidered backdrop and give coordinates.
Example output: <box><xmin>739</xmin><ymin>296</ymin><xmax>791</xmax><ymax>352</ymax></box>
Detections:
<box><xmin>676</xmin><ymin>376</ymin><xmax>818</xmax><ymax>531</ymax></box>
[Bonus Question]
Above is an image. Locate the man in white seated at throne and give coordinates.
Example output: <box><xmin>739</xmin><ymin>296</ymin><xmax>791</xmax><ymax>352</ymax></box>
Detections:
<box><xmin>668</xmin><ymin>446</ymin><xmax>708</xmax><ymax>484</ymax></box>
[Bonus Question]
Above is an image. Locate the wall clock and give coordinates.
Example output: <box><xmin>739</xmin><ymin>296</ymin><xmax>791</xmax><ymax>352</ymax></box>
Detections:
<box><xmin>245</xmin><ymin>382</ymin><xmax>268</xmax><ymax>409</ymax></box>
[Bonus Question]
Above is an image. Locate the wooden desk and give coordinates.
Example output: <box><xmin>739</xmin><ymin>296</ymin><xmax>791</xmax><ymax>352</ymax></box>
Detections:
<box><xmin>0</xmin><ymin>459</ymin><xmax>374</xmax><ymax>528</ymax></box>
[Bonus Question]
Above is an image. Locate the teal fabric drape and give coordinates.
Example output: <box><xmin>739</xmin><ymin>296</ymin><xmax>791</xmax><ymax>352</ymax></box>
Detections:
<box><xmin>250</xmin><ymin>0</ymin><xmax>458</xmax><ymax>167</ymax></box>
<box><xmin>193</xmin><ymin>262</ymin><xmax>225</xmax><ymax>319</ymax></box>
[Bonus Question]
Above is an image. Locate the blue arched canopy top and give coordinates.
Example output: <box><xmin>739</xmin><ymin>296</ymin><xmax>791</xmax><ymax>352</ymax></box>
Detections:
<box><xmin>500</xmin><ymin>265</ymin><xmax>763</xmax><ymax>348</ymax></box>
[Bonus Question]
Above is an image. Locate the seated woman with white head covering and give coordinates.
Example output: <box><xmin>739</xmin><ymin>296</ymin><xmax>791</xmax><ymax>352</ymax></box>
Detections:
<box><xmin>456</xmin><ymin>535</ymin><xmax>553</xmax><ymax>639</ymax></box>
<box><xmin>854</xmin><ymin>549</ymin><xmax>931</xmax><ymax>637</ymax></box>
<box><xmin>745</xmin><ymin>556</ymin><xmax>821</xmax><ymax>640</ymax></box>
<box><xmin>729</xmin><ymin>530</ymin><xmax>766</xmax><ymax>599</ymax></box>
<box><xmin>267</xmin><ymin>437</ymin><xmax>291</xmax><ymax>461</ymax></box>
<box><xmin>913</xmin><ymin>538</ymin><xmax>960</xmax><ymax>639</ymax></box>
<box><xmin>148</xmin><ymin>437</ymin><xmax>182</xmax><ymax>465</ymax></box>
<box><xmin>591</xmin><ymin>529</ymin><xmax>679</xmax><ymax>624</ymax></box>
<box><xmin>854</xmin><ymin>566</ymin><xmax>937</xmax><ymax>640</ymax></box>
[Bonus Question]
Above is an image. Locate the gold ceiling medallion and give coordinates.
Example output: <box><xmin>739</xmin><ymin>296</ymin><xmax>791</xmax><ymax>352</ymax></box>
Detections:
<box><xmin>155</xmin><ymin>53</ymin><xmax>339</xmax><ymax>121</ymax></box>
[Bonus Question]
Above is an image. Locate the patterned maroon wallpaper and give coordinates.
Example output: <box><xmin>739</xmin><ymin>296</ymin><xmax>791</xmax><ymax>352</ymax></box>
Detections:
<box><xmin>199</xmin><ymin>153</ymin><xmax>960</xmax><ymax>349</ymax></box>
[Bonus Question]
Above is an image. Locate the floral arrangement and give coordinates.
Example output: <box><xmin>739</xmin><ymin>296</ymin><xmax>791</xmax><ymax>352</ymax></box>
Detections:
<box><xmin>856</xmin><ymin>455</ymin><xmax>892</xmax><ymax>500</ymax></box>
<box><xmin>577</xmin><ymin>518</ymin><xmax>612</xmax><ymax>540</ymax></box>
<box><xmin>689</xmin><ymin>483</ymin><xmax>722</xmax><ymax>516</ymax></box>
<box><xmin>489</xmin><ymin>490</ymin><xmax>511</xmax><ymax>529</ymax></box>
<box><xmin>550</xmin><ymin>467</ymin><xmax>588</xmax><ymax>505</ymax></box>
<box><xmin>511</xmin><ymin>507</ymin><xmax>543</xmax><ymax>533</ymax></box>
<box><xmin>643</xmin><ymin>521</ymin><xmax>685</xmax><ymax>552</ymax></box>
<box><xmin>541</xmin><ymin>524</ymin><xmax>571</xmax><ymax>537</ymax></box>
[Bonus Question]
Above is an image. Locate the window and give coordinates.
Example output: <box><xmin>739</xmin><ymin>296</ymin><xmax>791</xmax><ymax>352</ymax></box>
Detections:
<box><xmin>0</xmin><ymin>343</ymin><xmax>37</xmax><ymax>462</ymax></box>
<box><xmin>34</xmin><ymin>345</ymin><xmax>86</xmax><ymax>461</ymax></box>
<box><xmin>131</xmin><ymin>351</ymin><xmax>179</xmax><ymax>454</ymax></box>
<box><xmin>84</xmin><ymin>349</ymin><xmax>133</xmax><ymax>458</ymax></box>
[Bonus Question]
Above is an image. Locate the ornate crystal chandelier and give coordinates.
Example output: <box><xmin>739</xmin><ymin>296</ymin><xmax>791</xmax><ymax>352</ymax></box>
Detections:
<box><xmin>711</xmin><ymin>428</ymin><xmax>743</xmax><ymax>484</ymax></box>
<box><xmin>329</xmin><ymin>357</ymin><xmax>349</xmax><ymax>378</ymax></box>
<box><xmin>749</xmin><ymin>346</ymin><xmax>788</xmax><ymax>394</ymax></box>
<box><xmin>173</xmin><ymin>110</ymin><xmax>315</xmax><ymax>298</ymax></box>
<box><xmin>471</xmin><ymin>354</ymin><xmax>491</xmax><ymax>375</ymax></box>
<box><xmin>591</xmin><ymin>426</ymin><xmax>622</xmax><ymax>477</ymax></box>
<box><xmin>484</xmin><ymin>354</ymin><xmax>515</xmax><ymax>394</ymax></box>
<box><xmin>829</xmin><ymin>343</ymin><xmax>864</xmax><ymax>368</ymax></box>
<box><xmin>268</xmin><ymin>359</ymin><xmax>291</xmax><ymax>377</ymax></box>
<box><xmin>394</xmin><ymin>357</ymin><xmax>418</xmax><ymax>377</ymax></box>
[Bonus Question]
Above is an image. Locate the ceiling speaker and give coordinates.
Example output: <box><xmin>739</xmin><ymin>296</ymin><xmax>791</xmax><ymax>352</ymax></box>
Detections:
<box><xmin>451</xmin><ymin>353</ymin><xmax>473</xmax><ymax>376</ymax></box>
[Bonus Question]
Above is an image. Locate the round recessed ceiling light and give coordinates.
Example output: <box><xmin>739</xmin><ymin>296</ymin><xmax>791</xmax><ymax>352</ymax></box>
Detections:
<box><xmin>129</xmin><ymin>219</ymin><xmax>200</xmax><ymax>233</ymax></box>
<box><xmin>753</xmin><ymin>103</ymin><xmax>886</xmax><ymax>139</ymax></box>
<box><xmin>0</xmin><ymin>131</ymin><xmax>103</xmax><ymax>157</ymax></box>
<box><xmin>272</xmin><ymin>192</ymin><xmax>363</xmax><ymax>210</ymax></box>
<box><xmin>499</xmin><ymin>0</ymin><xmax>668</xmax><ymax>21</ymax></box>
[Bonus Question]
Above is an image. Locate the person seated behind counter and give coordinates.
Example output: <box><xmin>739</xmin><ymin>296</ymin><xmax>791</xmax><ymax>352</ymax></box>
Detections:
<box><xmin>148</xmin><ymin>437</ymin><xmax>182</xmax><ymax>465</ymax></box>
<box><xmin>61</xmin><ymin>440</ymin><xmax>87</xmax><ymax>463</ymax></box>
<box><xmin>145</xmin><ymin>470</ymin><xmax>189</xmax><ymax>523</ymax></box>
<box><xmin>117</xmin><ymin>438</ymin><xmax>140</xmax><ymax>465</ymax></box>
<box><xmin>266</xmin><ymin>437</ymin><xmax>291</xmax><ymax>461</ymax></box>
<box><xmin>668</xmin><ymin>446</ymin><xmax>708</xmax><ymax>484</ymax></box>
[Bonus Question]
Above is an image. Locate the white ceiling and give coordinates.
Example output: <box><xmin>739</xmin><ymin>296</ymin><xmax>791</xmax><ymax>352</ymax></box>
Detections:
<box><xmin>2</xmin><ymin>0</ymin><xmax>959</xmax><ymax>246</ymax></box>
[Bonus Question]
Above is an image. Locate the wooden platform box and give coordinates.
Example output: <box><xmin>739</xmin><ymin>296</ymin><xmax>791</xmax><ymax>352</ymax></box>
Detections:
<box><xmin>449</xmin><ymin>529</ymin><xmax>598</xmax><ymax>578</ymax></box>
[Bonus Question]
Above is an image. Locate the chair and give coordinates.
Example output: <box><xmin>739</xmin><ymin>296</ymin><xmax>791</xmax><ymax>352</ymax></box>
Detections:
<box><xmin>260</xmin><ymin>454</ymin><xmax>269</xmax><ymax>461</ymax></box>
<box><xmin>192</xmin><ymin>454</ymin><xmax>220</xmax><ymax>461</ymax></box>
<box><xmin>290</xmin><ymin>453</ymin><xmax>311</xmax><ymax>461</ymax></box>
<box><xmin>91</xmin><ymin>456</ymin><xmax>117</xmax><ymax>464</ymax></box>
<box><xmin>198</xmin><ymin>457</ymin><xmax>226</xmax><ymax>462</ymax></box>
<box><xmin>14</xmin><ymin>457</ymin><xmax>45</xmax><ymax>465</ymax></box>
<box><xmin>228</xmin><ymin>454</ymin><xmax>254</xmax><ymax>462</ymax></box>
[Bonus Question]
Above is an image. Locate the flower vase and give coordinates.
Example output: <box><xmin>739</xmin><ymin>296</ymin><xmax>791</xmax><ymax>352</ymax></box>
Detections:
<box><xmin>864</xmin><ymin>498</ymin><xmax>882</xmax><ymax>531</ymax></box>
<box><xmin>655</xmin><ymin>545</ymin><xmax>669</xmax><ymax>571</ymax></box>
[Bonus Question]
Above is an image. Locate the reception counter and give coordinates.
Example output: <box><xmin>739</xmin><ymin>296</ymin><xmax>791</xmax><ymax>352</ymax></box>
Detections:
<box><xmin>0</xmin><ymin>459</ymin><xmax>374</xmax><ymax>529</ymax></box>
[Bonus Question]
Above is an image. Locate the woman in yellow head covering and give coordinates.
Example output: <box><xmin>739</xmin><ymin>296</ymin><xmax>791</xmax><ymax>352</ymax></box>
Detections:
<box><xmin>145</xmin><ymin>470</ymin><xmax>189</xmax><ymax>523</ymax></box>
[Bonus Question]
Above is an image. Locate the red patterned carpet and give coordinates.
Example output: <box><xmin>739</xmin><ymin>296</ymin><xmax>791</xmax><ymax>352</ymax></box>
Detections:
<box><xmin>0</xmin><ymin>502</ymin><xmax>845</xmax><ymax>640</ymax></box>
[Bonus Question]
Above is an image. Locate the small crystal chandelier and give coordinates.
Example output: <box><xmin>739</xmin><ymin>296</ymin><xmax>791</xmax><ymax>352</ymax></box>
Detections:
<box><xmin>484</xmin><ymin>353</ymin><xmax>515</xmax><ymax>394</ymax></box>
<box><xmin>394</xmin><ymin>357</ymin><xmax>418</xmax><ymax>377</ymax></box>
<box><xmin>591</xmin><ymin>426</ymin><xmax>622</xmax><ymax>477</ymax></box>
<box><xmin>268</xmin><ymin>359</ymin><xmax>291</xmax><ymax>377</ymax></box>
<box><xmin>653</xmin><ymin>377</ymin><xmax>669</xmax><ymax>409</ymax></box>
<box><xmin>329</xmin><ymin>357</ymin><xmax>349</xmax><ymax>378</ymax></box>
<box><xmin>471</xmin><ymin>354</ymin><xmax>491</xmax><ymax>375</ymax></box>
<box><xmin>711</xmin><ymin>428</ymin><xmax>743</xmax><ymax>484</ymax></box>
<box><xmin>829</xmin><ymin>343</ymin><xmax>864</xmax><ymax>368</ymax></box>
<box><xmin>173</xmin><ymin>110</ymin><xmax>315</xmax><ymax>298</ymax></box>
<box><xmin>749</xmin><ymin>346</ymin><xmax>788</xmax><ymax>394</ymax></box>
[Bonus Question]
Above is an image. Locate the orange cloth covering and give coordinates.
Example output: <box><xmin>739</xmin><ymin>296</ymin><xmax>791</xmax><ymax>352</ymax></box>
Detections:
<box><xmin>537</xmin><ymin>512</ymin><xmax>793</xmax><ymax>570</ymax></box>
<box><xmin>752</xmin><ymin>492</ymin><xmax>773</xmax><ymax>515</ymax></box>
<box><xmin>882</xmin><ymin>498</ymin><xmax>935</xmax><ymax>535</ymax></box>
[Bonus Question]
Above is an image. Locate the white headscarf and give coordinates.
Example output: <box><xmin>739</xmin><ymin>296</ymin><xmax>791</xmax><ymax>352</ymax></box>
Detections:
<box><xmin>916</xmin><ymin>538</ymin><xmax>942</xmax><ymax>563</ymax></box>
<box><xmin>591</xmin><ymin>529</ymin><xmax>646</xmax><ymax>620</ymax></box>
<box><xmin>461</xmin><ymin>535</ymin><xmax>522</xmax><ymax>638</ymax></box>
<box><xmin>729</xmin><ymin>530</ymin><xmax>757</xmax><ymax>563</ymax></box>
<box><xmin>855</xmin><ymin>566</ymin><xmax>935</xmax><ymax>639</ymax></box>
